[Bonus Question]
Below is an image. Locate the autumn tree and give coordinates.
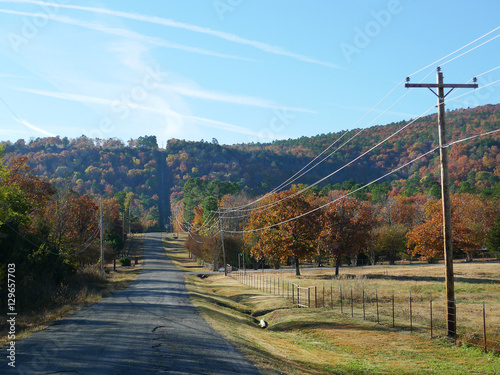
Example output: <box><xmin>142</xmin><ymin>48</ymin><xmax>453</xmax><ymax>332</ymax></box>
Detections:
<box><xmin>317</xmin><ymin>192</ymin><xmax>376</xmax><ymax>276</ymax></box>
<box><xmin>372</xmin><ymin>224</ymin><xmax>408</xmax><ymax>265</ymax></box>
<box><xmin>407</xmin><ymin>193</ymin><xmax>498</xmax><ymax>262</ymax></box>
<box><xmin>244</xmin><ymin>190</ymin><xmax>319</xmax><ymax>276</ymax></box>
<box><xmin>486</xmin><ymin>215</ymin><xmax>500</xmax><ymax>257</ymax></box>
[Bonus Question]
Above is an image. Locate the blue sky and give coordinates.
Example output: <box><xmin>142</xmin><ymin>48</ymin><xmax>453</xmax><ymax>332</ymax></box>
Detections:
<box><xmin>0</xmin><ymin>0</ymin><xmax>499</xmax><ymax>147</ymax></box>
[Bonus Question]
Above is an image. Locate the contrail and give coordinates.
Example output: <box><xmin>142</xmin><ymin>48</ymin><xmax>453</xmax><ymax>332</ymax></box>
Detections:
<box><xmin>0</xmin><ymin>0</ymin><xmax>343</xmax><ymax>68</ymax></box>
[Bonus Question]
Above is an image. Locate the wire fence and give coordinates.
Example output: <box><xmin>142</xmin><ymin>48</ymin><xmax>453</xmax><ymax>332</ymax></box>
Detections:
<box><xmin>232</xmin><ymin>271</ymin><xmax>500</xmax><ymax>354</ymax></box>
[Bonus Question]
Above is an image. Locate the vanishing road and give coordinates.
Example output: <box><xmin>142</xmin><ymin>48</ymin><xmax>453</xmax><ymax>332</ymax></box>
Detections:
<box><xmin>13</xmin><ymin>233</ymin><xmax>260</xmax><ymax>375</ymax></box>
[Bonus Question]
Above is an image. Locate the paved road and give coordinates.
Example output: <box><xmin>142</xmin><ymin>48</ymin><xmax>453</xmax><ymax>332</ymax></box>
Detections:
<box><xmin>13</xmin><ymin>233</ymin><xmax>260</xmax><ymax>375</ymax></box>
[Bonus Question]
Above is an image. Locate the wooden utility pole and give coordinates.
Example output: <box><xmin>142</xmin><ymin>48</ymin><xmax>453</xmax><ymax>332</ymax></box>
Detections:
<box><xmin>100</xmin><ymin>197</ymin><xmax>105</xmax><ymax>277</ymax></box>
<box><xmin>405</xmin><ymin>67</ymin><xmax>477</xmax><ymax>339</ymax></box>
<box><xmin>218</xmin><ymin>208</ymin><xmax>227</xmax><ymax>276</ymax></box>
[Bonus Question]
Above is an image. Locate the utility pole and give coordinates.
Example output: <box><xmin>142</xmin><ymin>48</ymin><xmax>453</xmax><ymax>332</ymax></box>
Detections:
<box><xmin>128</xmin><ymin>205</ymin><xmax>131</xmax><ymax>235</ymax></box>
<box><xmin>100</xmin><ymin>197</ymin><xmax>105</xmax><ymax>277</ymax></box>
<box><xmin>405</xmin><ymin>67</ymin><xmax>477</xmax><ymax>339</ymax></box>
<box><xmin>122</xmin><ymin>210</ymin><xmax>125</xmax><ymax>242</ymax></box>
<box><xmin>218</xmin><ymin>208</ymin><xmax>227</xmax><ymax>276</ymax></box>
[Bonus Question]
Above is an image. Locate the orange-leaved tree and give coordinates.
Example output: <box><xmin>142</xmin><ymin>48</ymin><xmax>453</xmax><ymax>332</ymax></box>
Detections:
<box><xmin>407</xmin><ymin>193</ymin><xmax>498</xmax><ymax>262</ymax></box>
<box><xmin>317</xmin><ymin>191</ymin><xmax>376</xmax><ymax>276</ymax></box>
<box><xmin>244</xmin><ymin>189</ymin><xmax>319</xmax><ymax>275</ymax></box>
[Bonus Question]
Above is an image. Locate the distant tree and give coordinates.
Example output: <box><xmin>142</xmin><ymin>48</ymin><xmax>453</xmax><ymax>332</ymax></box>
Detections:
<box><xmin>136</xmin><ymin>135</ymin><xmax>158</xmax><ymax>149</ymax></box>
<box><xmin>407</xmin><ymin>194</ymin><xmax>498</xmax><ymax>262</ymax></box>
<box><xmin>317</xmin><ymin>192</ymin><xmax>376</xmax><ymax>276</ymax></box>
<box><xmin>486</xmin><ymin>215</ymin><xmax>500</xmax><ymax>257</ymax></box>
<box><xmin>373</xmin><ymin>224</ymin><xmax>407</xmax><ymax>265</ymax></box>
<box><xmin>244</xmin><ymin>190</ymin><xmax>319</xmax><ymax>276</ymax></box>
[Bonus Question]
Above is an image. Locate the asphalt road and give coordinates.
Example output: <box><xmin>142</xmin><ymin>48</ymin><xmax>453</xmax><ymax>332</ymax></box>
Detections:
<box><xmin>13</xmin><ymin>233</ymin><xmax>260</xmax><ymax>375</ymax></box>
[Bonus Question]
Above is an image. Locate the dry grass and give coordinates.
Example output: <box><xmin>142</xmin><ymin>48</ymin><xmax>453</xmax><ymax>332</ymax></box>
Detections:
<box><xmin>161</xmin><ymin>239</ymin><xmax>499</xmax><ymax>374</ymax></box>
<box><xmin>162</xmin><ymin>232</ymin><xmax>208</xmax><ymax>273</ymax></box>
<box><xmin>238</xmin><ymin>263</ymin><xmax>500</xmax><ymax>353</ymax></box>
<box><xmin>186</xmin><ymin>272</ymin><xmax>500</xmax><ymax>375</ymax></box>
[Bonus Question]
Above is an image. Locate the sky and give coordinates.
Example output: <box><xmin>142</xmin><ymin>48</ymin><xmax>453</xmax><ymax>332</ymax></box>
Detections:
<box><xmin>0</xmin><ymin>0</ymin><xmax>499</xmax><ymax>147</ymax></box>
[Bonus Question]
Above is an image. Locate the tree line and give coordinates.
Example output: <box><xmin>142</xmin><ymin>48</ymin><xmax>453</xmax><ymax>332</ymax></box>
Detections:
<box><xmin>0</xmin><ymin>150</ymin><xmax>127</xmax><ymax>311</ymax></box>
<box><xmin>184</xmin><ymin>183</ymin><xmax>500</xmax><ymax>276</ymax></box>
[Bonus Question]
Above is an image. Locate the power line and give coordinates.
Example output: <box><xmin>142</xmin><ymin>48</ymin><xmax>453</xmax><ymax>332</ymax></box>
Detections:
<box><xmin>224</xmin><ymin>125</ymin><xmax>499</xmax><ymax>235</ymax></box>
<box><xmin>408</xmin><ymin>26</ymin><xmax>500</xmax><ymax>78</ymax></box>
<box><xmin>2</xmin><ymin>220</ymin><xmax>101</xmax><ymax>257</ymax></box>
<box><xmin>222</xmin><ymin>103</ymin><xmax>437</xmax><ymax>219</ymax></box>
<box><xmin>222</xmin><ymin>35</ymin><xmax>500</xmax><ymax>217</ymax></box>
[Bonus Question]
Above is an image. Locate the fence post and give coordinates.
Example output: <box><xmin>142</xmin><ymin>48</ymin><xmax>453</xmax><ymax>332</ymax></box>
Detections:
<box><xmin>340</xmin><ymin>285</ymin><xmax>343</xmax><ymax>314</ymax></box>
<box><xmin>323</xmin><ymin>283</ymin><xmax>325</xmax><ymax>308</ymax></box>
<box><xmin>392</xmin><ymin>290</ymin><xmax>395</xmax><ymax>328</ymax></box>
<box><xmin>454</xmin><ymin>300</ymin><xmax>457</xmax><ymax>346</ymax></box>
<box><xmin>363</xmin><ymin>286</ymin><xmax>366</xmax><ymax>321</ymax></box>
<box><xmin>430</xmin><ymin>293</ymin><xmax>433</xmax><ymax>339</ymax></box>
<box><xmin>376</xmin><ymin>289</ymin><xmax>379</xmax><ymax>324</ymax></box>
<box><xmin>292</xmin><ymin>284</ymin><xmax>295</xmax><ymax>305</ymax></box>
<box><xmin>315</xmin><ymin>286</ymin><xmax>317</xmax><ymax>308</ymax></box>
<box><xmin>331</xmin><ymin>281</ymin><xmax>333</xmax><ymax>309</ymax></box>
<box><xmin>410</xmin><ymin>291</ymin><xmax>413</xmax><ymax>333</ymax></box>
<box><xmin>308</xmin><ymin>287</ymin><xmax>311</xmax><ymax>308</ymax></box>
<box><xmin>351</xmin><ymin>286</ymin><xmax>354</xmax><ymax>317</ymax></box>
<box><xmin>483</xmin><ymin>301</ymin><xmax>487</xmax><ymax>353</ymax></box>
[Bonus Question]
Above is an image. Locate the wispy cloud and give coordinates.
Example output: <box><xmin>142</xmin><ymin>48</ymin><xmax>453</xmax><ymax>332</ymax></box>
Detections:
<box><xmin>13</xmin><ymin>116</ymin><xmax>56</xmax><ymax>136</ymax></box>
<box><xmin>160</xmin><ymin>83</ymin><xmax>317</xmax><ymax>113</ymax></box>
<box><xmin>0</xmin><ymin>0</ymin><xmax>343</xmax><ymax>69</ymax></box>
<box><xmin>16</xmin><ymin>87</ymin><xmax>270</xmax><ymax>138</ymax></box>
<box><xmin>0</xmin><ymin>8</ymin><xmax>248</xmax><ymax>60</ymax></box>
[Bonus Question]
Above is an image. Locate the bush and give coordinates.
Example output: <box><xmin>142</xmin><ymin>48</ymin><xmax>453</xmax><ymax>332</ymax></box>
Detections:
<box><xmin>119</xmin><ymin>256</ymin><xmax>131</xmax><ymax>266</ymax></box>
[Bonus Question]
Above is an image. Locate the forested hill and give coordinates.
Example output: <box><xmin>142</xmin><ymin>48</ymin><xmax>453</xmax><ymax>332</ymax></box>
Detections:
<box><xmin>167</xmin><ymin>104</ymin><xmax>500</xmax><ymax>197</ymax></box>
<box><xmin>2</xmin><ymin>104</ymin><xmax>500</xmax><ymax>230</ymax></box>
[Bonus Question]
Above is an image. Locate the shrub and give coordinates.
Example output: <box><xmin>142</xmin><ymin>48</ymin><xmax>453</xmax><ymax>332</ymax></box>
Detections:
<box><xmin>119</xmin><ymin>256</ymin><xmax>131</xmax><ymax>266</ymax></box>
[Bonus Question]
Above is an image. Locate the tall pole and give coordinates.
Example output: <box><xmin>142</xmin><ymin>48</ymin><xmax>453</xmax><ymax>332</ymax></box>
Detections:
<box><xmin>128</xmin><ymin>205</ymin><xmax>131</xmax><ymax>235</ymax></box>
<box><xmin>122</xmin><ymin>209</ymin><xmax>125</xmax><ymax>242</ymax></box>
<box><xmin>218</xmin><ymin>208</ymin><xmax>227</xmax><ymax>276</ymax></box>
<box><xmin>100</xmin><ymin>197</ymin><xmax>105</xmax><ymax>277</ymax></box>
<box><xmin>436</xmin><ymin>69</ymin><xmax>456</xmax><ymax>339</ymax></box>
<box><xmin>405</xmin><ymin>67</ymin><xmax>477</xmax><ymax>338</ymax></box>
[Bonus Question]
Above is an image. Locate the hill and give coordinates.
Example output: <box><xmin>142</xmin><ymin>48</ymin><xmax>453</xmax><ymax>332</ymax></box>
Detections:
<box><xmin>2</xmin><ymin>104</ymin><xmax>500</xmax><ymax>228</ymax></box>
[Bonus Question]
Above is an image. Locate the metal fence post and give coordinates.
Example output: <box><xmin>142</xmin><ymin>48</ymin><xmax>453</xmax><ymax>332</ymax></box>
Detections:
<box><xmin>392</xmin><ymin>290</ymin><xmax>395</xmax><ymax>328</ymax></box>
<box><xmin>363</xmin><ymin>286</ymin><xmax>366</xmax><ymax>321</ymax></box>
<box><xmin>483</xmin><ymin>301</ymin><xmax>487</xmax><ymax>353</ymax></box>
<box><xmin>340</xmin><ymin>285</ymin><xmax>343</xmax><ymax>314</ymax></box>
<box><xmin>331</xmin><ymin>281</ymin><xmax>333</xmax><ymax>309</ymax></box>
<box><xmin>323</xmin><ymin>283</ymin><xmax>325</xmax><ymax>308</ymax></box>
<box><xmin>410</xmin><ymin>291</ymin><xmax>413</xmax><ymax>333</ymax></box>
<box><xmin>376</xmin><ymin>289</ymin><xmax>379</xmax><ymax>324</ymax></box>
<box><xmin>430</xmin><ymin>293</ymin><xmax>433</xmax><ymax>339</ymax></box>
<box><xmin>351</xmin><ymin>286</ymin><xmax>354</xmax><ymax>317</ymax></box>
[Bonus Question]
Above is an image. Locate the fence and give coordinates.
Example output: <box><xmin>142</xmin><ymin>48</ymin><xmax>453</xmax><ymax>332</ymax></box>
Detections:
<box><xmin>232</xmin><ymin>271</ymin><xmax>499</xmax><ymax>354</ymax></box>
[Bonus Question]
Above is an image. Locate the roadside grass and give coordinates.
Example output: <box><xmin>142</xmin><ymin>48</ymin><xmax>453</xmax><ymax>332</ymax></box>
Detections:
<box><xmin>1</xmin><ymin>235</ymin><xmax>144</xmax><ymax>344</ymax></box>
<box><xmin>165</xmin><ymin>243</ymin><xmax>499</xmax><ymax>374</ymax></box>
<box><xmin>186</xmin><ymin>273</ymin><xmax>500</xmax><ymax>375</ymax></box>
<box><xmin>162</xmin><ymin>232</ymin><xmax>207</xmax><ymax>273</ymax></box>
<box><xmin>250</xmin><ymin>263</ymin><xmax>500</xmax><ymax>350</ymax></box>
